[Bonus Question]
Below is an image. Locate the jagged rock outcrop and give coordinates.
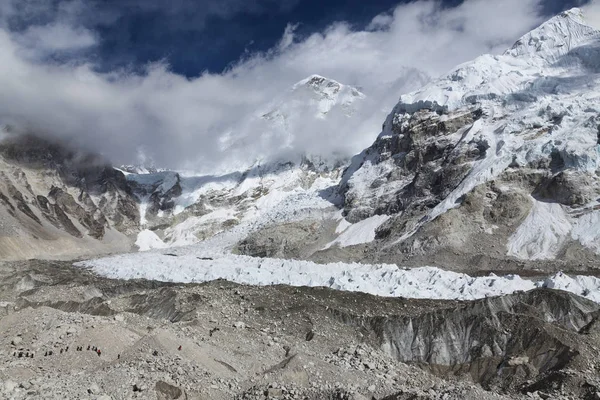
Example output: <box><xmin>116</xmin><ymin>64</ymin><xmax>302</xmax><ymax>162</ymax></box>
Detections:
<box><xmin>336</xmin><ymin>289</ymin><xmax>600</xmax><ymax>391</ymax></box>
<box><xmin>341</xmin><ymin>108</ymin><xmax>484</xmax><ymax>223</ymax></box>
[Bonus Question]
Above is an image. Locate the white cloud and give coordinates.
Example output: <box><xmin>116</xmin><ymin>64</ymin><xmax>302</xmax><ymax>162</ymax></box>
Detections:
<box><xmin>0</xmin><ymin>0</ymin><xmax>554</xmax><ymax>173</ymax></box>
<box><xmin>17</xmin><ymin>23</ymin><xmax>97</xmax><ymax>53</ymax></box>
<box><xmin>277</xmin><ymin>23</ymin><xmax>298</xmax><ymax>52</ymax></box>
<box><xmin>582</xmin><ymin>0</ymin><xmax>600</xmax><ymax>28</ymax></box>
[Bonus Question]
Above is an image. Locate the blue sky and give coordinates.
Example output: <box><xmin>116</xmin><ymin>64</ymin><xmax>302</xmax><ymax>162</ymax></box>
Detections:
<box><xmin>4</xmin><ymin>0</ymin><xmax>589</xmax><ymax>76</ymax></box>
<box><xmin>0</xmin><ymin>0</ymin><xmax>597</xmax><ymax>171</ymax></box>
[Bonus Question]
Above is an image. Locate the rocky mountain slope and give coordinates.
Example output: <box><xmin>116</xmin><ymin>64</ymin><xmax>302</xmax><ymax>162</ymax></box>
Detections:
<box><xmin>323</xmin><ymin>8</ymin><xmax>600</xmax><ymax>271</ymax></box>
<box><xmin>0</xmin><ymin>133</ymin><xmax>140</xmax><ymax>260</ymax></box>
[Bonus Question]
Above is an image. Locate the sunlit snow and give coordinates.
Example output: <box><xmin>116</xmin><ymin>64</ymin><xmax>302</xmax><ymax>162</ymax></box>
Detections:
<box><xmin>77</xmin><ymin>251</ymin><xmax>600</xmax><ymax>303</ymax></box>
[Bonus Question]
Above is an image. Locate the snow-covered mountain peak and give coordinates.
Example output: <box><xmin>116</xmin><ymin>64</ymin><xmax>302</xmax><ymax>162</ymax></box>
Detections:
<box><xmin>504</xmin><ymin>7</ymin><xmax>599</xmax><ymax>63</ymax></box>
<box><xmin>339</xmin><ymin>8</ymin><xmax>600</xmax><ymax>266</ymax></box>
<box><xmin>211</xmin><ymin>74</ymin><xmax>370</xmax><ymax>174</ymax></box>
<box><xmin>293</xmin><ymin>74</ymin><xmax>344</xmax><ymax>94</ymax></box>
<box><xmin>281</xmin><ymin>74</ymin><xmax>365</xmax><ymax>117</ymax></box>
<box><xmin>397</xmin><ymin>7</ymin><xmax>600</xmax><ymax>113</ymax></box>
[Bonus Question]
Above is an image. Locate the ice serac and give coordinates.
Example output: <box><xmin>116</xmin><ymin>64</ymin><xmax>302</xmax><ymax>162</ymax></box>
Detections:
<box><xmin>339</xmin><ymin>8</ymin><xmax>600</xmax><ymax>269</ymax></box>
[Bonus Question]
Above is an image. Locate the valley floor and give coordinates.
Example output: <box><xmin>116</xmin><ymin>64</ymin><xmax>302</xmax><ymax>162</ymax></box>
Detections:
<box><xmin>0</xmin><ymin>259</ymin><xmax>600</xmax><ymax>399</ymax></box>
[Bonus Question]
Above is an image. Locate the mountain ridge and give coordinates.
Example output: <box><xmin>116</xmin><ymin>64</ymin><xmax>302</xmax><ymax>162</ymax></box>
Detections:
<box><xmin>335</xmin><ymin>7</ymin><xmax>600</xmax><ymax>270</ymax></box>
<box><xmin>3</xmin><ymin>8</ymin><xmax>600</xmax><ymax>271</ymax></box>
<box><xmin>0</xmin><ymin>133</ymin><xmax>139</xmax><ymax>260</ymax></box>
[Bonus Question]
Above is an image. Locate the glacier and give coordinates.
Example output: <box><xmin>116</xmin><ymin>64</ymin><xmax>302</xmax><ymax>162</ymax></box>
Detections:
<box><xmin>76</xmin><ymin>250</ymin><xmax>600</xmax><ymax>304</ymax></box>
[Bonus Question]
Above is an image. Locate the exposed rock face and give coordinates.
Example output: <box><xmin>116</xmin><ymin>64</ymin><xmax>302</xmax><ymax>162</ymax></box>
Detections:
<box><xmin>534</xmin><ymin>171</ymin><xmax>598</xmax><ymax>207</ymax></box>
<box><xmin>126</xmin><ymin>171</ymin><xmax>186</xmax><ymax>229</ymax></box>
<box><xmin>381</xmin><ymin>290</ymin><xmax>595</xmax><ymax>382</ymax></box>
<box><xmin>0</xmin><ymin>133</ymin><xmax>140</xmax><ymax>260</ymax></box>
<box><xmin>155</xmin><ymin>380</ymin><xmax>184</xmax><ymax>399</ymax></box>
<box><xmin>333</xmin><ymin>289</ymin><xmax>600</xmax><ymax>391</ymax></box>
<box><xmin>341</xmin><ymin>108</ymin><xmax>483</xmax><ymax>223</ymax></box>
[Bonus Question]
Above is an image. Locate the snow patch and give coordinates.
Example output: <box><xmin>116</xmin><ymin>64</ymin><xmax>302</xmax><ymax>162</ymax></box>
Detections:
<box><xmin>138</xmin><ymin>197</ymin><xmax>150</xmax><ymax>227</ymax></box>
<box><xmin>325</xmin><ymin>215</ymin><xmax>390</xmax><ymax>249</ymax></box>
<box><xmin>571</xmin><ymin>210</ymin><xmax>600</xmax><ymax>254</ymax></box>
<box><xmin>165</xmin><ymin>209</ymin><xmax>237</xmax><ymax>248</ymax></box>
<box><xmin>135</xmin><ymin>230</ymin><xmax>167</xmax><ymax>252</ymax></box>
<box><xmin>335</xmin><ymin>218</ymin><xmax>353</xmax><ymax>234</ymax></box>
<box><xmin>508</xmin><ymin>199</ymin><xmax>600</xmax><ymax>260</ymax></box>
<box><xmin>507</xmin><ymin>199</ymin><xmax>572</xmax><ymax>260</ymax></box>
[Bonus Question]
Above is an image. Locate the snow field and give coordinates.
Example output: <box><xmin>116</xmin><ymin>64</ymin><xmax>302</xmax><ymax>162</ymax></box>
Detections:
<box><xmin>325</xmin><ymin>215</ymin><xmax>390</xmax><ymax>249</ymax></box>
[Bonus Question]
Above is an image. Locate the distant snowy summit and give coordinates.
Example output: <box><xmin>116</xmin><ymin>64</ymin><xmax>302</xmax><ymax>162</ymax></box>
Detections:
<box><xmin>126</xmin><ymin>74</ymin><xmax>365</xmax><ymax>176</ymax></box>
<box><xmin>217</xmin><ymin>74</ymin><xmax>369</xmax><ymax>173</ymax></box>
<box><xmin>285</xmin><ymin>74</ymin><xmax>365</xmax><ymax>118</ymax></box>
<box><xmin>340</xmin><ymin>7</ymin><xmax>600</xmax><ymax>268</ymax></box>
<box><xmin>118</xmin><ymin>165</ymin><xmax>162</xmax><ymax>175</ymax></box>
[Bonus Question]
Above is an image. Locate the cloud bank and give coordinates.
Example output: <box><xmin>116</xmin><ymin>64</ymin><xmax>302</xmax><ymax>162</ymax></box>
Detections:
<box><xmin>582</xmin><ymin>0</ymin><xmax>600</xmax><ymax>28</ymax></box>
<box><xmin>0</xmin><ymin>0</ymin><xmax>564</xmax><ymax>173</ymax></box>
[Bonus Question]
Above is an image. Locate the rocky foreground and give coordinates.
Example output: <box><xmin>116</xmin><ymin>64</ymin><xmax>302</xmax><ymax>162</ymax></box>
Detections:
<box><xmin>0</xmin><ymin>260</ymin><xmax>599</xmax><ymax>399</ymax></box>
